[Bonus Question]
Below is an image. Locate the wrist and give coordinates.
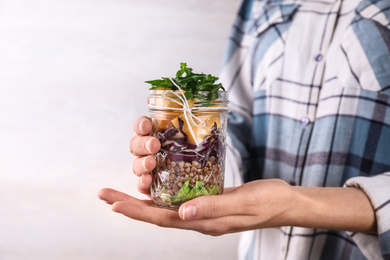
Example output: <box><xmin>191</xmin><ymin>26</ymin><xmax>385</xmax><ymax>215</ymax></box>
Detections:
<box><xmin>286</xmin><ymin>185</ymin><xmax>377</xmax><ymax>233</ymax></box>
<box><xmin>257</xmin><ymin>180</ymin><xmax>298</xmax><ymax>228</ymax></box>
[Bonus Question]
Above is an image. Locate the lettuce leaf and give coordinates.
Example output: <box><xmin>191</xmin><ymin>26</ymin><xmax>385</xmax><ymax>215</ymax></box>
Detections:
<box><xmin>170</xmin><ymin>179</ymin><xmax>219</xmax><ymax>204</ymax></box>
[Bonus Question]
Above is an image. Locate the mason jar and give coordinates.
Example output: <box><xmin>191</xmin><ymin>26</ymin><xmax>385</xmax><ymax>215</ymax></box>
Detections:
<box><xmin>148</xmin><ymin>90</ymin><xmax>229</xmax><ymax>210</ymax></box>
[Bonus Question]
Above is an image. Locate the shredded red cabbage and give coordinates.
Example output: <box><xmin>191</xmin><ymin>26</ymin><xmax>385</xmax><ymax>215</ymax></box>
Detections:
<box><xmin>155</xmin><ymin>117</ymin><xmax>222</xmax><ymax>166</ymax></box>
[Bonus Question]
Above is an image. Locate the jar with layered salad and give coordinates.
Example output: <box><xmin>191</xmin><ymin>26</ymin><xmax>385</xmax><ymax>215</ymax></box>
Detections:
<box><xmin>148</xmin><ymin>89</ymin><xmax>229</xmax><ymax>210</ymax></box>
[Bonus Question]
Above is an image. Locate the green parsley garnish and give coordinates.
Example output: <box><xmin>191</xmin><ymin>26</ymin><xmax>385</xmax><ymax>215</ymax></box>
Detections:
<box><xmin>145</xmin><ymin>63</ymin><xmax>225</xmax><ymax>103</ymax></box>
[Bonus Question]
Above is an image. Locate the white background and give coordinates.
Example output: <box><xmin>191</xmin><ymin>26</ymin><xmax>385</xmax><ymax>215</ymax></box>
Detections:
<box><xmin>0</xmin><ymin>0</ymin><xmax>242</xmax><ymax>259</ymax></box>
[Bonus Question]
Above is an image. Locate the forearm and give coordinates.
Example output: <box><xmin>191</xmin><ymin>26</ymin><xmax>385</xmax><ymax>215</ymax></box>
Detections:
<box><xmin>286</xmin><ymin>186</ymin><xmax>377</xmax><ymax>234</ymax></box>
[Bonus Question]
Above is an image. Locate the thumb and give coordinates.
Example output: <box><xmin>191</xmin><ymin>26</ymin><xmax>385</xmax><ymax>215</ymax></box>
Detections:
<box><xmin>178</xmin><ymin>194</ymin><xmax>239</xmax><ymax>220</ymax></box>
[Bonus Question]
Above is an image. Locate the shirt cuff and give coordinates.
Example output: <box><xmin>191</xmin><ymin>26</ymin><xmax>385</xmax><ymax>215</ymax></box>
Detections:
<box><xmin>345</xmin><ymin>173</ymin><xmax>390</xmax><ymax>259</ymax></box>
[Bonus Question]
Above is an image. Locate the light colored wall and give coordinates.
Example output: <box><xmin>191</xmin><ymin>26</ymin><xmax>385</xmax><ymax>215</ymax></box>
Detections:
<box><xmin>0</xmin><ymin>0</ymin><xmax>242</xmax><ymax>259</ymax></box>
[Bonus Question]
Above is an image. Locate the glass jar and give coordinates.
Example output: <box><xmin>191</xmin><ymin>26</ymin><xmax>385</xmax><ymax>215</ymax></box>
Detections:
<box><xmin>148</xmin><ymin>90</ymin><xmax>229</xmax><ymax>210</ymax></box>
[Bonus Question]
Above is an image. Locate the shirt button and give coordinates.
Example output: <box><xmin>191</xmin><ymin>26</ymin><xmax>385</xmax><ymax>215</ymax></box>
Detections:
<box><xmin>315</xmin><ymin>53</ymin><xmax>323</xmax><ymax>62</ymax></box>
<box><xmin>301</xmin><ymin>117</ymin><xmax>310</xmax><ymax>126</ymax></box>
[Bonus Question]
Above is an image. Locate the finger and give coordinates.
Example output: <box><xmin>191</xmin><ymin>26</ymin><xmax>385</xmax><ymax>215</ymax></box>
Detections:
<box><xmin>137</xmin><ymin>174</ymin><xmax>152</xmax><ymax>196</ymax></box>
<box><xmin>111</xmin><ymin>198</ymin><xmax>253</xmax><ymax>235</ymax></box>
<box><xmin>130</xmin><ymin>136</ymin><xmax>160</xmax><ymax>156</ymax></box>
<box><xmin>98</xmin><ymin>188</ymin><xmax>132</xmax><ymax>205</ymax></box>
<box><xmin>178</xmin><ymin>193</ymin><xmax>242</xmax><ymax>221</ymax></box>
<box><xmin>112</xmin><ymin>198</ymin><xmax>197</xmax><ymax>230</ymax></box>
<box><xmin>133</xmin><ymin>156</ymin><xmax>156</xmax><ymax>176</ymax></box>
<box><xmin>133</xmin><ymin>116</ymin><xmax>152</xmax><ymax>136</ymax></box>
<box><xmin>111</xmin><ymin>196</ymin><xmax>180</xmax><ymax>226</ymax></box>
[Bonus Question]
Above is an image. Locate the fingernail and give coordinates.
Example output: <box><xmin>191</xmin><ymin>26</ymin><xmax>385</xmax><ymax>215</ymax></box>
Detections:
<box><xmin>182</xmin><ymin>205</ymin><xmax>197</xmax><ymax>220</ymax></box>
<box><xmin>145</xmin><ymin>139</ymin><xmax>152</xmax><ymax>153</ymax></box>
<box><xmin>142</xmin><ymin>157</ymin><xmax>147</xmax><ymax>170</ymax></box>
<box><xmin>138</xmin><ymin>120</ymin><xmax>145</xmax><ymax>132</ymax></box>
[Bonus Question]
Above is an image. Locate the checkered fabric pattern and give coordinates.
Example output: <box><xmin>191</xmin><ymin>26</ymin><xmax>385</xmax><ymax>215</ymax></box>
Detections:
<box><xmin>221</xmin><ymin>0</ymin><xmax>390</xmax><ymax>259</ymax></box>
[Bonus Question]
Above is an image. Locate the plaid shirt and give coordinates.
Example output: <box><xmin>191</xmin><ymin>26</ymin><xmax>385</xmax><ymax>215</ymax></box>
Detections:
<box><xmin>221</xmin><ymin>0</ymin><xmax>390</xmax><ymax>259</ymax></box>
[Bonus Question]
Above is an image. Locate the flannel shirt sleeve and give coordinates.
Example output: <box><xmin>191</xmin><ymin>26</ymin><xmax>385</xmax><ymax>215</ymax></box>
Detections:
<box><xmin>342</xmin><ymin>1</ymin><xmax>390</xmax><ymax>259</ymax></box>
<box><xmin>345</xmin><ymin>174</ymin><xmax>390</xmax><ymax>260</ymax></box>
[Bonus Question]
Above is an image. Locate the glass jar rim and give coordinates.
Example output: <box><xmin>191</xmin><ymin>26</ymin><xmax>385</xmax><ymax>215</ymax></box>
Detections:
<box><xmin>149</xmin><ymin>89</ymin><xmax>228</xmax><ymax>99</ymax></box>
<box><xmin>148</xmin><ymin>89</ymin><xmax>229</xmax><ymax>111</ymax></box>
<box><xmin>149</xmin><ymin>89</ymin><xmax>228</xmax><ymax>94</ymax></box>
